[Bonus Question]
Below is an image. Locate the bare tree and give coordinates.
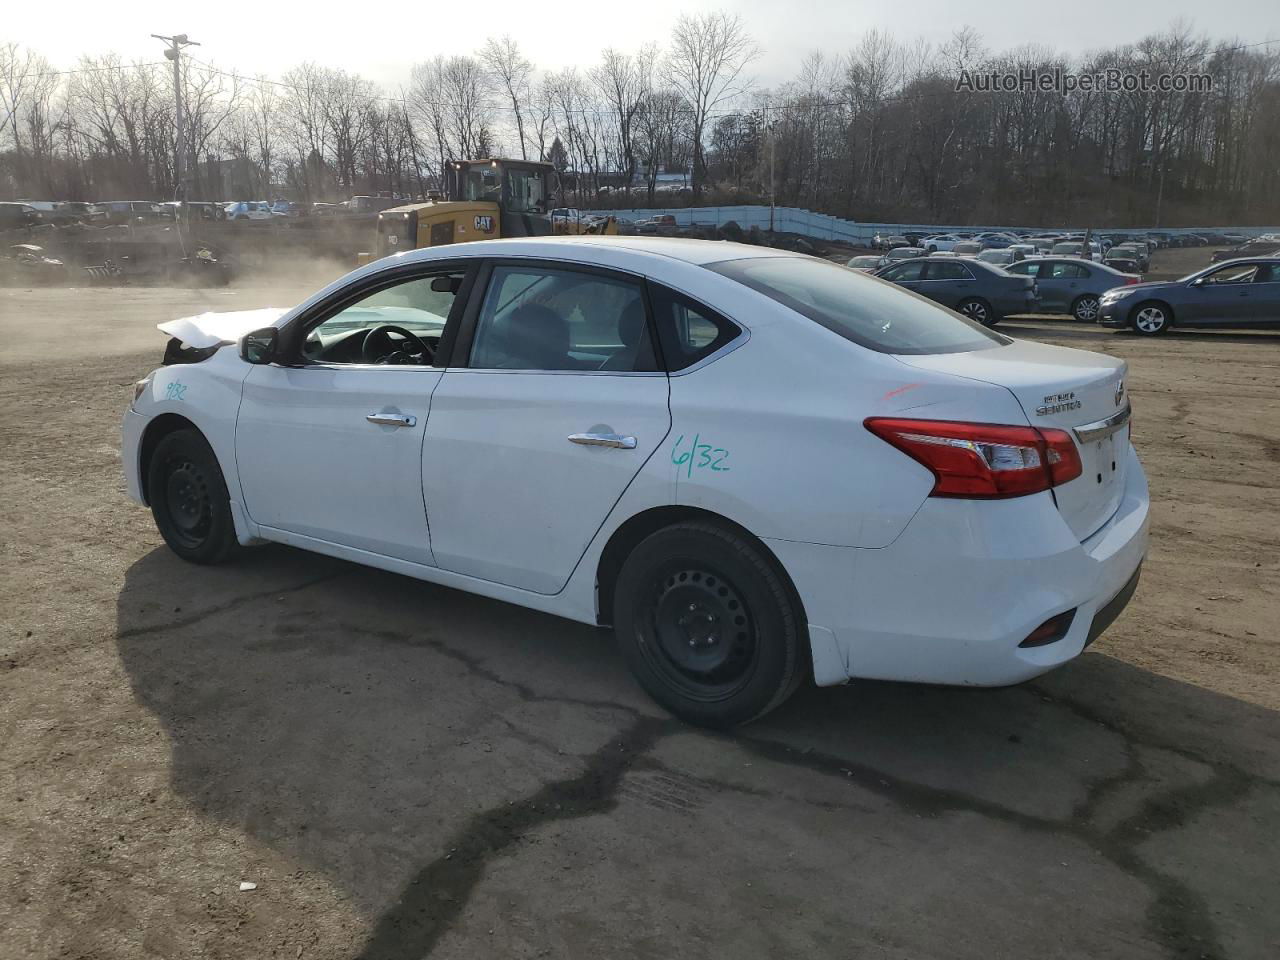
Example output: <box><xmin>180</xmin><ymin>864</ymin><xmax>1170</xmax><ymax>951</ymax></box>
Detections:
<box><xmin>665</xmin><ymin>12</ymin><xmax>758</xmax><ymax>198</ymax></box>
<box><xmin>591</xmin><ymin>47</ymin><xmax>652</xmax><ymax>199</ymax></box>
<box><xmin>479</xmin><ymin>36</ymin><xmax>532</xmax><ymax>160</ymax></box>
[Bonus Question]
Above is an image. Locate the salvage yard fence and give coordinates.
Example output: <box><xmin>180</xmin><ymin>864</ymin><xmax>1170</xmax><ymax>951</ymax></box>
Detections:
<box><xmin>586</xmin><ymin>205</ymin><xmax>1278</xmax><ymax>246</ymax></box>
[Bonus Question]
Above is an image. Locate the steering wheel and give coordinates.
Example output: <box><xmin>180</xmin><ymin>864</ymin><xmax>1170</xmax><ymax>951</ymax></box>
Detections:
<box><xmin>361</xmin><ymin>324</ymin><xmax>433</xmax><ymax>365</ymax></box>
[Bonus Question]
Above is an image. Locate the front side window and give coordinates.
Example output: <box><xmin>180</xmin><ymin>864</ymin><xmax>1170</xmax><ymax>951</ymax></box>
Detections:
<box><xmin>463</xmin><ymin>167</ymin><xmax>502</xmax><ymax>203</ymax></box>
<box><xmin>1203</xmin><ymin>263</ymin><xmax>1258</xmax><ymax>284</ymax></box>
<box><xmin>882</xmin><ymin>261</ymin><xmax>926</xmax><ymax>282</ymax></box>
<box><xmin>709</xmin><ymin>256</ymin><xmax>1009</xmax><ymax>356</ymax></box>
<box><xmin>469</xmin><ymin>266</ymin><xmax>655</xmax><ymax>372</ymax></box>
<box><xmin>303</xmin><ymin>271</ymin><xmax>462</xmax><ymax>365</ymax></box>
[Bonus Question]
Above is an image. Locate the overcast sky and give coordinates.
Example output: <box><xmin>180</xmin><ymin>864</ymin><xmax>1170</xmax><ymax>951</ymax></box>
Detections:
<box><xmin>10</xmin><ymin>0</ymin><xmax>1279</xmax><ymax>90</ymax></box>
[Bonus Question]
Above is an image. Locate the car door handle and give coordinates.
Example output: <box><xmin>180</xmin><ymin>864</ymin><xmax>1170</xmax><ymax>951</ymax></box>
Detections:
<box><xmin>568</xmin><ymin>432</ymin><xmax>637</xmax><ymax>449</ymax></box>
<box><xmin>366</xmin><ymin>413</ymin><xmax>417</xmax><ymax>427</ymax></box>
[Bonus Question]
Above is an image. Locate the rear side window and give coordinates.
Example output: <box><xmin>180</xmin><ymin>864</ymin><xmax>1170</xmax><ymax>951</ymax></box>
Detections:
<box><xmin>648</xmin><ymin>284</ymin><xmax>740</xmax><ymax>371</ymax></box>
<box><xmin>470</xmin><ymin>265</ymin><xmax>656</xmax><ymax>372</ymax></box>
<box><xmin>926</xmin><ymin>261</ymin><xmax>972</xmax><ymax>280</ymax></box>
<box><xmin>708</xmin><ymin>256</ymin><xmax>1009</xmax><ymax>356</ymax></box>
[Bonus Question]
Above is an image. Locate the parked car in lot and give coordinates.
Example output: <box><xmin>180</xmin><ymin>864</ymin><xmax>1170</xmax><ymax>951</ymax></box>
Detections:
<box><xmin>952</xmin><ymin>241</ymin><xmax>984</xmax><ymax>257</ymax></box>
<box><xmin>270</xmin><ymin>200</ymin><xmax>304</xmax><ymax>217</ymax></box>
<box><xmin>0</xmin><ymin>201</ymin><xmax>40</xmax><ymax>231</ymax></box>
<box><xmin>922</xmin><ymin>235</ymin><xmax>962</xmax><ymax>253</ymax></box>
<box><xmin>1212</xmin><ymin>239</ymin><xmax>1280</xmax><ymax>262</ymax></box>
<box><xmin>99</xmin><ymin>200</ymin><xmax>166</xmax><ymax>224</ymax></box>
<box><xmin>1099</xmin><ymin>257</ymin><xmax>1280</xmax><ymax>334</ymax></box>
<box><xmin>846</xmin><ymin>255</ymin><xmax>882</xmax><ymax>272</ymax></box>
<box><xmin>1107</xmin><ymin>243</ymin><xmax>1150</xmax><ymax>271</ymax></box>
<box><xmin>122</xmin><ymin>236</ymin><xmax>1147</xmax><ymax>726</ymax></box>
<box><xmin>1051</xmin><ymin>241</ymin><xmax>1102</xmax><ymax>262</ymax></box>
<box><xmin>880</xmin><ymin>246</ymin><xmax>927</xmax><ymax>266</ymax></box>
<box><xmin>976</xmin><ymin>248</ymin><xmax>1024</xmax><ymax>266</ymax></box>
<box><xmin>1005</xmin><ymin>258</ymin><xmax>1140</xmax><ymax>322</ymax></box>
<box><xmin>872</xmin><ymin>233</ymin><xmax>908</xmax><ymax>250</ymax></box>
<box><xmin>225</xmin><ymin>201</ymin><xmax>275</xmax><ymax>221</ymax></box>
<box><xmin>876</xmin><ymin>255</ymin><xmax>1039</xmax><ymax>326</ymax></box>
<box><xmin>1103</xmin><ymin>257</ymin><xmax>1142</xmax><ymax>277</ymax></box>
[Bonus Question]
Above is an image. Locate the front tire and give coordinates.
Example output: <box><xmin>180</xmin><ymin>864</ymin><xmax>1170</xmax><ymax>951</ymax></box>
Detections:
<box><xmin>956</xmin><ymin>297</ymin><xmax>997</xmax><ymax>327</ymax></box>
<box><xmin>1131</xmin><ymin>301</ymin><xmax>1171</xmax><ymax>335</ymax></box>
<box><xmin>147</xmin><ymin>429</ymin><xmax>240</xmax><ymax>564</ymax></box>
<box><xmin>613</xmin><ymin>522</ymin><xmax>805</xmax><ymax>727</ymax></box>
<box><xmin>1071</xmin><ymin>294</ymin><xmax>1101</xmax><ymax>323</ymax></box>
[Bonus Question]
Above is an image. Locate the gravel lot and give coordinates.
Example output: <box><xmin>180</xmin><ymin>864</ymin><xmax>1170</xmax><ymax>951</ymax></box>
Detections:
<box><xmin>2</xmin><ymin>254</ymin><xmax>1278</xmax><ymax>959</ymax></box>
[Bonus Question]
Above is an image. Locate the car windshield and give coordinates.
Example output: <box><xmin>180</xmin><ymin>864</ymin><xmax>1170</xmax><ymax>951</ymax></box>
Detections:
<box><xmin>708</xmin><ymin>256</ymin><xmax>1009</xmax><ymax>356</ymax></box>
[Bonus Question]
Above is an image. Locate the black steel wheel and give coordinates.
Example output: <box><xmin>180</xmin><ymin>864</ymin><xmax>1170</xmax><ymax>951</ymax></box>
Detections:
<box><xmin>613</xmin><ymin>522</ymin><xmax>805</xmax><ymax>727</ymax></box>
<box><xmin>147</xmin><ymin>428</ymin><xmax>240</xmax><ymax>564</ymax></box>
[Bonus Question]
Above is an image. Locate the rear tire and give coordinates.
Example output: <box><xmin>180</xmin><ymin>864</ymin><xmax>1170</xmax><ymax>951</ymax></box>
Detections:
<box><xmin>1131</xmin><ymin>301</ymin><xmax>1171</xmax><ymax>335</ymax></box>
<box><xmin>1071</xmin><ymin>294</ymin><xmax>1101</xmax><ymax>323</ymax></box>
<box><xmin>147</xmin><ymin>429</ymin><xmax>240</xmax><ymax>564</ymax></box>
<box><xmin>956</xmin><ymin>297</ymin><xmax>998</xmax><ymax>327</ymax></box>
<box><xmin>613</xmin><ymin>522</ymin><xmax>804</xmax><ymax>728</ymax></box>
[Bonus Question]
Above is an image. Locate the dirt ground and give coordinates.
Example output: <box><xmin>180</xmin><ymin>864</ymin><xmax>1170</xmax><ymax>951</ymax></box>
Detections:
<box><xmin>2</xmin><ymin>248</ymin><xmax>1278</xmax><ymax>960</ymax></box>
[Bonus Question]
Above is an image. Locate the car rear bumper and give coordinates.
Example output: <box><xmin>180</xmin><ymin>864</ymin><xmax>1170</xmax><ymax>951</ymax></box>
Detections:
<box><xmin>767</xmin><ymin>443</ymin><xmax>1150</xmax><ymax>687</ymax></box>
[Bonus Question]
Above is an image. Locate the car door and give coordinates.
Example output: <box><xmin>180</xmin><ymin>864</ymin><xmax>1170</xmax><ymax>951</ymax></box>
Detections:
<box><xmin>1186</xmin><ymin>263</ymin><xmax>1262</xmax><ymax>324</ymax></box>
<box><xmin>1247</xmin><ymin>263</ymin><xmax>1280</xmax><ymax>322</ymax></box>
<box><xmin>421</xmin><ymin>260</ymin><xmax>671</xmax><ymax>594</ymax></box>
<box><xmin>234</xmin><ymin>263</ymin><xmax>471</xmax><ymax>565</ymax></box>
<box><xmin>920</xmin><ymin>259</ymin><xmax>975</xmax><ymax>308</ymax></box>
<box><xmin>1036</xmin><ymin>261</ymin><xmax>1081</xmax><ymax>312</ymax></box>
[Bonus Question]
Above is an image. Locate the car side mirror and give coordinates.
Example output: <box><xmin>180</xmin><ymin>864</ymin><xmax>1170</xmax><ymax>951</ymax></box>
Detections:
<box><xmin>240</xmin><ymin>327</ymin><xmax>279</xmax><ymax>364</ymax></box>
<box><xmin>1189</xmin><ymin>277</ymin><xmax>1204</xmax><ymax>287</ymax></box>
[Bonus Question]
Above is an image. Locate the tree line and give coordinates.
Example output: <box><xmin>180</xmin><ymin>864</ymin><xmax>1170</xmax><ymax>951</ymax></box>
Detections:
<box><xmin>2</xmin><ymin>17</ymin><xmax>1277</xmax><ymax>227</ymax></box>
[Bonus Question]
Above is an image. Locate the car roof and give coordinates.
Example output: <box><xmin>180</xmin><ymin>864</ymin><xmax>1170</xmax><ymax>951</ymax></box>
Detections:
<box><xmin>381</xmin><ymin>235</ymin><xmax>805</xmax><ymax>268</ymax></box>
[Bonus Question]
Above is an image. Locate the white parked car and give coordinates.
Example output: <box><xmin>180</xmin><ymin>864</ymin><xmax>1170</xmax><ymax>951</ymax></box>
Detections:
<box><xmin>122</xmin><ymin>237</ymin><xmax>1148</xmax><ymax>726</ymax></box>
<box><xmin>921</xmin><ymin>235</ymin><xmax>962</xmax><ymax>253</ymax></box>
<box><xmin>225</xmin><ymin>201</ymin><xmax>275</xmax><ymax>221</ymax></box>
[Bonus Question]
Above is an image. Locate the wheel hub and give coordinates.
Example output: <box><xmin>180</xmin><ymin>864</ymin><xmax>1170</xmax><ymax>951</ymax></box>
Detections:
<box><xmin>165</xmin><ymin>462</ymin><xmax>210</xmax><ymax>536</ymax></box>
<box><xmin>651</xmin><ymin>568</ymin><xmax>753</xmax><ymax>679</ymax></box>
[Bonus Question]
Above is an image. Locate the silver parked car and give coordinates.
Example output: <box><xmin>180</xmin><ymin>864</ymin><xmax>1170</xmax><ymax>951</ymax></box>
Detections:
<box><xmin>1004</xmin><ymin>258</ymin><xmax>1139</xmax><ymax>322</ymax></box>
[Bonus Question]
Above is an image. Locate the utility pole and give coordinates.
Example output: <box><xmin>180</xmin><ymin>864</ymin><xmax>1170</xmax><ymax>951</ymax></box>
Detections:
<box><xmin>152</xmin><ymin>33</ymin><xmax>199</xmax><ymax>200</ymax></box>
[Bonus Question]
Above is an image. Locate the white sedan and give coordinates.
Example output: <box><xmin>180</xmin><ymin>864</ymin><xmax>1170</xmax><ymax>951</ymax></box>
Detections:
<box><xmin>122</xmin><ymin>236</ymin><xmax>1149</xmax><ymax>726</ymax></box>
<box><xmin>921</xmin><ymin>235</ymin><xmax>963</xmax><ymax>253</ymax></box>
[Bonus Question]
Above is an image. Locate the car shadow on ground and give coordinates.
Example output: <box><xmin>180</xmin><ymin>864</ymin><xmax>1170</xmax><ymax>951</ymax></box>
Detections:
<box><xmin>115</xmin><ymin>544</ymin><xmax>1280</xmax><ymax>959</ymax></box>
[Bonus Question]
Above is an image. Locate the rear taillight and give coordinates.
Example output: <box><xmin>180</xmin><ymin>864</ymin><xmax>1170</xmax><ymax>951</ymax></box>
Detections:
<box><xmin>864</xmin><ymin>418</ymin><xmax>1083</xmax><ymax>498</ymax></box>
<box><xmin>1125</xmin><ymin>276</ymin><xmax>1139</xmax><ymax>284</ymax></box>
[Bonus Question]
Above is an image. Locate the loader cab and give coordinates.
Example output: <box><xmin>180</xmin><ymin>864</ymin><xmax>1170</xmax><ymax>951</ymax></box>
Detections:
<box><xmin>448</xmin><ymin>158</ymin><xmax>553</xmax><ymax>237</ymax></box>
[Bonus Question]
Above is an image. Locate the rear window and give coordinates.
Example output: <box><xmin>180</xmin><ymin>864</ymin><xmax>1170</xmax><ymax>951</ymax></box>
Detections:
<box><xmin>708</xmin><ymin>257</ymin><xmax>1009</xmax><ymax>356</ymax></box>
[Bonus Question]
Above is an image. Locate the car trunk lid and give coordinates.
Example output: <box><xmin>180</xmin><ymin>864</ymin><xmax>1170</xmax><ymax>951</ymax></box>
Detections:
<box><xmin>895</xmin><ymin>340</ymin><xmax>1130</xmax><ymax>541</ymax></box>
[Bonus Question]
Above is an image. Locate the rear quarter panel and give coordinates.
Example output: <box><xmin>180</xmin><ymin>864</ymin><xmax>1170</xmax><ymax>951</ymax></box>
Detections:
<box><xmin>656</xmin><ymin>274</ymin><xmax>1027</xmax><ymax>548</ymax></box>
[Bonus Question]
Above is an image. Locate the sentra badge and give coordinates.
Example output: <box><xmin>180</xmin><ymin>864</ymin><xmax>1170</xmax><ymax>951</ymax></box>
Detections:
<box><xmin>1036</xmin><ymin>391</ymin><xmax>1080</xmax><ymax>416</ymax></box>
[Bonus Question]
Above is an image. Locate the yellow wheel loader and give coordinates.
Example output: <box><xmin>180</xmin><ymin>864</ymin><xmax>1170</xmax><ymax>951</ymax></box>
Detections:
<box><xmin>373</xmin><ymin>158</ymin><xmax>616</xmax><ymax>258</ymax></box>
